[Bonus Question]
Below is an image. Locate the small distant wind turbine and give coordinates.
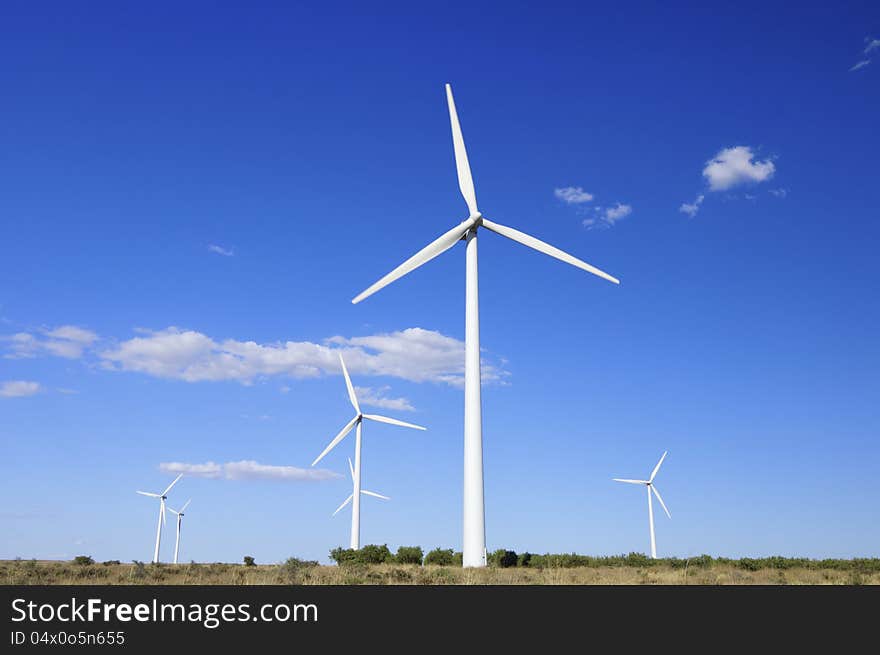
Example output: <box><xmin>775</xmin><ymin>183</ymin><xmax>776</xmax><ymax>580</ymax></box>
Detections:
<box><xmin>351</xmin><ymin>84</ymin><xmax>619</xmax><ymax>567</ymax></box>
<box><xmin>614</xmin><ymin>451</ymin><xmax>672</xmax><ymax>559</ymax></box>
<box><xmin>166</xmin><ymin>499</ymin><xmax>191</xmax><ymax>565</ymax></box>
<box><xmin>332</xmin><ymin>457</ymin><xmax>390</xmax><ymax>527</ymax></box>
<box><xmin>312</xmin><ymin>353</ymin><xmax>425</xmax><ymax>549</ymax></box>
<box><xmin>136</xmin><ymin>474</ymin><xmax>182</xmax><ymax>563</ymax></box>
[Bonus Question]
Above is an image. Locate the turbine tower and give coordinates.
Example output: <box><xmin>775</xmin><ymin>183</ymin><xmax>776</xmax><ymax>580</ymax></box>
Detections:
<box><xmin>167</xmin><ymin>499</ymin><xmax>191</xmax><ymax>565</ymax></box>
<box><xmin>332</xmin><ymin>457</ymin><xmax>390</xmax><ymax>530</ymax></box>
<box><xmin>136</xmin><ymin>474</ymin><xmax>182</xmax><ymax>563</ymax></box>
<box><xmin>351</xmin><ymin>84</ymin><xmax>620</xmax><ymax>567</ymax></box>
<box><xmin>312</xmin><ymin>353</ymin><xmax>425</xmax><ymax>549</ymax></box>
<box><xmin>613</xmin><ymin>451</ymin><xmax>672</xmax><ymax>559</ymax></box>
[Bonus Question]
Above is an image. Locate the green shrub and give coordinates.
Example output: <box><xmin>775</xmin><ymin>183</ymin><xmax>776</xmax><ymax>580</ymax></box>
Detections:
<box><xmin>243</xmin><ymin>556</ymin><xmax>256</xmax><ymax>567</ymax></box>
<box><xmin>358</xmin><ymin>544</ymin><xmax>392</xmax><ymax>564</ymax></box>
<box><xmin>102</xmin><ymin>560</ymin><xmax>121</xmax><ymax>567</ymax></box>
<box><xmin>424</xmin><ymin>548</ymin><xmax>455</xmax><ymax>566</ymax></box>
<box><xmin>73</xmin><ymin>555</ymin><xmax>94</xmax><ymax>566</ymax></box>
<box><xmin>395</xmin><ymin>546</ymin><xmax>424</xmax><ymax>565</ymax></box>
<box><xmin>489</xmin><ymin>549</ymin><xmax>518</xmax><ymax>568</ymax></box>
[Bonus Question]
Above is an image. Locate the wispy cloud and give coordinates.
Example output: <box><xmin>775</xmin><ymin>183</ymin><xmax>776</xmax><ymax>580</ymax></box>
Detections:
<box><xmin>57</xmin><ymin>388</ymin><xmax>79</xmax><ymax>395</ymax></box>
<box><xmin>865</xmin><ymin>38</ymin><xmax>880</xmax><ymax>54</ymax></box>
<box><xmin>554</xmin><ymin>187</ymin><xmax>594</xmax><ymax>204</ymax></box>
<box><xmin>159</xmin><ymin>460</ymin><xmax>341</xmax><ymax>481</ymax></box>
<box><xmin>3</xmin><ymin>325</ymin><xmax>97</xmax><ymax>360</ymax></box>
<box><xmin>583</xmin><ymin>203</ymin><xmax>633</xmax><ymax>229</ymax></box>
<box><xmin>850</xmin><ymin>60</ymin><xmax>871</xmax><ymax>72</ymax></box>
<box><xmin>0</xmin><ymin>380</ymin><xmax>41</xmax><ymax>398</ymax></box>
<box><xmin>703</xmin><ymin>146</ymin><xmax>775</xmax><ymax>191</ymax></box>
<box><xmin>679</xmin><ymin>194</ymin><xmax>705</xmax><ymax>217</ymax></box>
<box><xmin>769</xmin><ymin>188</ymin><xmax>788</xmax><ymax>198</ymax></box>
<box><xmin>354</xmin><ymin>386</ymin><xmax>415</xmax><ymax>411</ymax></box>
<box><xmin>207</xmin><ymin>244</ymin><xmax>234</xmax><ymax>257</ymax></box>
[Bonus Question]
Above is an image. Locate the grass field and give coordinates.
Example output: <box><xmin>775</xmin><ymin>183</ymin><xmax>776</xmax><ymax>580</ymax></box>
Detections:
<box><xmin>4</xmin><ymin>559</ymin><xmax>879</xmax><ymax>585</ymax></box>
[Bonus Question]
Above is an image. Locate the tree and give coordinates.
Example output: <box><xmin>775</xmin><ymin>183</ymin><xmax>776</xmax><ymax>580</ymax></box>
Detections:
<box><xmin>489</xmin><ymin>549</ymin><xmax>518</xmax><ymax>568</ymax></box>
<box><xmin>358</xmin><ymin>544</ymin><xmax>392</xmax><ymax>564</ymax></box>
<box><xmin>243</xmin><ymin>556</ymin><xmax>256</xmax><ymax>567</ymax></box>
<box><xmin>73</xmin><ymin>555</ymin><xmax>94</xmax><ymax>566</ymax></box>
<box><xmin>395</xmin><ymin>546</ymin><xmax>424</xmax><ymax>565</ymax></box>
<box><xmin>424</xmin><ymin>548</ymin><xmax>455</xmax><ymax>566</ymax></box>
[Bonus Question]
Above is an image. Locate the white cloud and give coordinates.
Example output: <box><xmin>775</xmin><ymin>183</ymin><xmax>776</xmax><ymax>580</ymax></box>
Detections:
<box><xmin>5</xmin><ymin>324</ymin><xmax>508</xmax><ymax>388</ymax></box>
<box><xmin>159</xmin><ymin>460</ymin><xmax>341</xmax><ymax>481</ymax></box>
<box><xmin>865</xmin><ymin>38</ymin><xmax>880</xmax><ymax>54</ymax></box>
<box><xmin>354</xmin><ymin>386</ymin><xmax>415</xmax><ymax>412</ymax></box>
<box><xmin>769</xmin><ymin>188</ymin><xmax>788</xmax><ymax>198</ymax></box>
<box><xmin>3</xmin><ymin>325</ymin><xmax>97</xmax><ymax>360</ymax></box>
<box><xmin>208</xmin><ymin>244</ymin><xmax>234</xmax><ymax>257</ymax></box>
<box><xmin>45</xmin><ymin>326</ymin><xmax>97</xmax><ymax>343</ymax></box>
<box><xmin>0</xmin><ymin>380</ymin><xmax>42</xmax><ymax>398</ymax></box>
<box><xmin>554</xmin><ymin>187</ymin><xmax>594</xmax><ymax>204</ymax></box>
<box><xmin>583</xmin><ymin>203</ymin><xmax>632</xmax><ymax>229</ymax></box>
<box><xmin>98</xmin><ymin>326</ymin><xmax>504</xmax><ymax>387</ymax></box>
<box><xmin>850</xmin><ymin>60</ymin><xmax>871</xmax><ymax>72</ymax></box>
<box><xmin>703</xmin><ymin>146</ymin><xmax>775</xmax><ymax>191</ymax></box>
<box><xmin>679</xmin><ymin>194</ymin><xmax>705</xmax><ymax>217</ymax></box>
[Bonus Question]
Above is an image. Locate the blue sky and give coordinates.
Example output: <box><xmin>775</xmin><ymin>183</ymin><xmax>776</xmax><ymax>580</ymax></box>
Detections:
<box><xmin>1</xmin><ymin>2</ymin><xmax>879</xmax><ymax>564</ymax></box>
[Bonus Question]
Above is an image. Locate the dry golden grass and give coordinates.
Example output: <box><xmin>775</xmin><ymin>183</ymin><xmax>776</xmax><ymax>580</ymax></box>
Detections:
<box><xmin>3</xmin><ymin>560</ymin><xmax>878</xmax><ymax>585</ymax></box>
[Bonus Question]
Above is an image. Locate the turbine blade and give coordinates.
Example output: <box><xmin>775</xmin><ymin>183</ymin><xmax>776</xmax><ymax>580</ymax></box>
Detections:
<box><xmin>179</xmin><ymin>499</ymin><xmax>191</xmax><ymax>513</ymax></box>
<box><xmin>136</xmin><ymin>491</ymin><xmax>161</xmax><ymax>497</ymax></box>
<box><xmin>362</xmin><ymin>414</ymin><xmax>427</xmax><ymax>430</ymax></box>
<box><xmin>652</xmin><ymin>485</ymin><xmax>671</xmax><ymax>519</ymax></box>
<box><xmin>162</xmin><ymin>473</ymin><xmax>183</xmax><ymax>497</ymax></box>
<box><xmin>348</xmin><ymin>457</ymin><xmax>355</xmax><ymax>481</ymax></box>
<box><xmin>339</xmin><ymin>353</ymin><xmax>360</xmax><ymax>414</ymax></box>
<box><xmin>167</xmin><ymin>508</ymin><xmax>179</xmax><ymax>516</ymax></box>
<box><xmin>445</xmin><ymin>83</ymin><xmax>478</xmax><ymax>215</ymax></box>
<box><xmin>361</xmin><ymin>490</ymin><xmax>390</xmax><ymax>501</ymax></box>
<box><xmin>311</xmin><ymin>415</ymin><xmax>359</xmax><ymax>466</ymax></box>
<box><xmin>650</xmin><ymin>451</ymin><xmax>668</xmax><ymax>482</ymax></box>
<box><xmin>351</xmin><ymin>218</ymin><xmax>474</xmax><ymax>304</ymax></box>
<box><xmin>612</xmin><ymin>478</ymin><xmax>648</xmax><ymax>485</ymax></box>
<box><xmin>481</xmin><ymin>218</ymin><xmax>619</xmax><ymax>285</ymax></box>
<box><xmin>332</xmin><ymin>494</ymin><xmax>353</xmax><ymax>517</ymax></box>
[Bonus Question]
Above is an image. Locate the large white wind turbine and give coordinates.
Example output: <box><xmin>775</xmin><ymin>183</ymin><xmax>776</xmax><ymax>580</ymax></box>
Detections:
<box><xmin>312</xmin><ymin>353</ymin><xmax>425</xmax><ymax>549</ymax></box>
<box><xmin>136</xmin><ymin>474</ymin><xmax>183</xmax><ymax>563</ymax></box>
<box><xmin>351</xmin><ymin>84</ymin><xmax>620</xmax><ymax>567</ymax></box>
<box><xmin>166</xmin><ymin>499</ymin><xmax>191</xmax><ymax>565</ymax></box>
<box><xmin>332</xmin><ymin>457</ymin><xmax>390</xmax><ymax>527</ymax></box>
<box><xmin>613</xmin><ymin>451</ymin><xmax>672</xmax><ymax>559</ymax></box>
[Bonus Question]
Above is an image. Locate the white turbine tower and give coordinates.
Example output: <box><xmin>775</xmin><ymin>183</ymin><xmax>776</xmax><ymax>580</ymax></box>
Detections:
<box><xmin>166</xmin><ymin>499</ymin><xmax>191</xmax><ymax>565</ymax></box>
<box><xmin>351</xmin><ymin>84</ymin><xmax>620</xmax><ymax>567</ymax></box>
<box><xmin>613</xmin><ymin>451</ymin><xmax>672</xmax><ymax>559</ymax></box>
<box><xmin>312</xmin><ymin>353</ymin><xmax>425</xmax><ymax>549</ymax></box>
<box><xmin>136</xmin><ymin>474</ymin><xmax>182</xmax><ymax>563</ymax></box>
<box><xmin>332</xmin><ymin>457</ymin><xmax>390</xmax><ymax>526</ymax></box>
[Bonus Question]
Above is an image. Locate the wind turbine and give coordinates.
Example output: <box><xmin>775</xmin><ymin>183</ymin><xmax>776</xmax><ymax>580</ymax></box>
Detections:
<box><xmin>332</xmin><ymin>457</ymin><xmax>390</xmax><ymax>534</ymax></box>
<box><xmin>166</xmin><ymin>499</ymin><xmax>191</xmax><ymax>565</ymax></box>
<box><xmin>136</xmin><ymin>474</ymin><xmax>182</xmax><ymax>563</ymax></box>
<box><xmin>351</xmin><ymin>84</ymin><xmax>620</xmax><ymax>567</ymax></box>
<box><xmin>311</xmin><ymin>353</ymin><xmax>425</xmax><ymax>549</ymax></box>
<box><xmin>613</xmin><ymin>451</ymin><xmax>672</xmax><ymax>559</ymax></box>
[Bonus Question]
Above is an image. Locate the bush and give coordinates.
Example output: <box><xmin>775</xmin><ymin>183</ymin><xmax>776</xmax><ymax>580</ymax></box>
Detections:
<box><xmin>518</xmin><ymin>552</ymin><xmax>533</xmax><ymax>567</ymax></box>
<box><xmin>424</xmin><ymin>548</ymin><xmax>455</xmax><ymax>566</ymax></box>
<box><xmin>243</xmin><ymin>556</ymin><xmax>256</xmax><ymax>567</ymax></box>
<box><xmin>102</xmin><ymin>560</ymin><xmax>121</xmax><ymax>567</ymax></box>
<box><xmin>329</xmin><ymin>548</ymin><xmax>358</xmax><ymax>565</ymax></box>
<box><xmin>489</xmin><ymin>549</ymin><xmax>518</xmax><ymax>568</ymax></box>
<box><xmin>73</xmin><ymin>555</ymin><xmax>94</xmax><ymax>566</ymax></box>
<box><xmin>395</xmin><ymin>546</ymin><xmax>424</xmax><ymax>565</ymax></box>
<box><xmin>358</xmin><ymin>544</ymin><xmax>392</xmax><ymax>564</ymax></box>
